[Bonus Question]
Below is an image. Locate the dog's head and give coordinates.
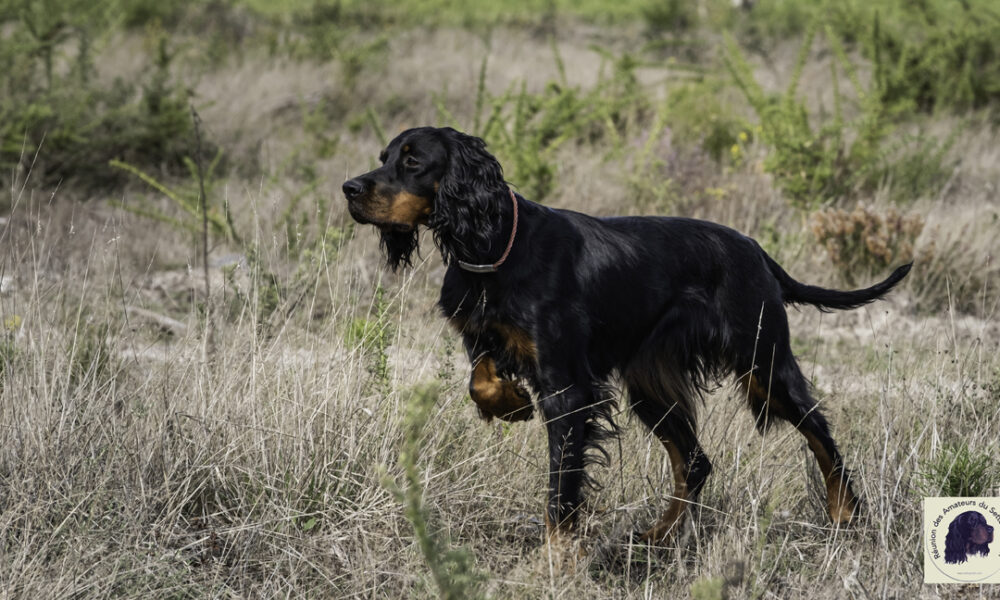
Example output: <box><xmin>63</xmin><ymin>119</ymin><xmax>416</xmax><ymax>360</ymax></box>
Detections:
<box><xmin>945</xmin><ymin>510</ymin><xmax>994</xmax><ymax>564</ymax></box>
<box><xmin>342</xmin><ymin>127</ymin><xmax>507</xmax><ymax>270</ymax></box>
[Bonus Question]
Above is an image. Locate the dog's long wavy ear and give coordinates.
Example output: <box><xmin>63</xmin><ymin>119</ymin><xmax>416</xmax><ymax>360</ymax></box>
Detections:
<box><xmin>379</xmin><ymin>228</ymin><xmax>419</xmax><ymax>272</ymax></box>
<box><xmin>429</xmin><ymin>128</ymin><xmax>507</xmax><ymax>265</ymax></box>
<box><xmin>944</xmin><ymin>517</ymin><xmax>968</xmax><ymax>564</ymax></box>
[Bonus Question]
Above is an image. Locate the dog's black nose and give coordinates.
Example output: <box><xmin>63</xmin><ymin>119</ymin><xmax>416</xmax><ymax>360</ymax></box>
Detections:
<box><xmin>342</xmin><ymin>179</ymin><xmax>366</xmax><ymax>201</ymax></box>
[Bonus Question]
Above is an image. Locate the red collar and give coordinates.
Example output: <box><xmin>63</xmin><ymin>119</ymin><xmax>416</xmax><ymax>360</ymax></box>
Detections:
<box><xmin>456</xmin><ymin>188</ymin><xmax>518</xmax><ymax>273</ymax></box>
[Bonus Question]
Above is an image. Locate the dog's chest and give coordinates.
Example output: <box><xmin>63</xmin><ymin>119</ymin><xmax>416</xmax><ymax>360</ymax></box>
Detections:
<box><xmin>439</xmin><ymin>281</ymin><xmax>537</xmax><ymax>370</ymax></box>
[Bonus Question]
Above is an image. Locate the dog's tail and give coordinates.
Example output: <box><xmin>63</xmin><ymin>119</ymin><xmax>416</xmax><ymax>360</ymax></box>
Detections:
<box><xmin>764</xmin><ymin>254</ymin><xmax>912</xmax><ymax>311</ymax></box>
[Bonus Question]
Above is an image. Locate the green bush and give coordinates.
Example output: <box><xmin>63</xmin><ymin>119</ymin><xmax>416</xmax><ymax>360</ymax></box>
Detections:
<box><xmin>866</xmin><ymin>1</ymin><xmax>1000</xmax><ymax>115</ymax></box>
<box><xmin>0</xmin><ymin>315</ymin><xmax>21</xmax><ymax>391</ymax></box>
<box><xmin>726</xmin><ymin>0</ymin><xmax>1000</xmax><ymax>117</ymax></box>
<box><xmin>643</xmin><ymin>0</ymin><xmax>698</xmax><ymax>34</ymax></box>
<box><xmin>727</xmin><ymin>0</ymin><xmax>819</xmax><ymax>48</ymax></box>
<box><xmin>725</xmin><ymin>26</ymin><xmax>900</xmax><ymax>208</ymax></box>
<box><xmin>918</xmin><ymin>444</ymin><xmax>998</xmax><ymax>497</ymax></box>
<box><xmin>877</xmin><ymin>130</ymin><xmax>958</xmax><ymax>203</ymax></box>
<box><xmin>346</xmin><ymin>285</ymin><xmax>393</xmax><ymax>394</ymax></box>
<box><xmin>382</xmin><ymin>384</ymin><xmax>487</xmax><ymax>600</ymax></box>
<box><xmin>0</xmin><ymin>5</ymin><xmax>206</xmax><ymax>189</ymax></box>
<box><xmin>664</xmin><ymin>77</ymin><xmax>750</xmax><ymax>162</ymax></box>
<box><xmin>68</xmin><ymin>321</ymin><xmax>115</xmax><ymax>390</ymax></box>
<box><xmin>474</xmin><ymin>49</ymin><xmax>650</xmax><ymax>201</ymax></box>
<box><xmin>724</xmin><ymin>6</ymin><xmax>975</xmax><ymax>210</ymax></box>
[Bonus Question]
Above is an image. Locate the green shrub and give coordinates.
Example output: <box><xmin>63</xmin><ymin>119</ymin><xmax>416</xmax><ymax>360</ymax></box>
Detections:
<box><xmin>0</xmin><ymin>7</ymin><xmax>205</xmax><ymax>189</ymax></box>
<box><xmin>475</xmin><ymin>49</ymin><xmax>650</xmax><ymax>201</ymax></box>
<box><xmin>643</xmin><ymin>0</ymin><xmax>698</xmax><ymax>34</ymax></box>
<box><xmin>0</xmin><ymin>315</ymin><xmax>21</xmax><ymax>390</ymax></box>
<box><xmin>877</xmin><ymin>130</ymin><xmax>958</xmax><ymax>204</ymax></box>
<box><xmin>664</xmin><ymin>77</ymin><xmax>750</xmax><ymax>162</ymax></box>
<box><xmin>690</xmin><ymin>576</ymin><xmax>725</xmax><ymax>600</ymax></box>
<box><xmin>382</xmin><ymin>385</ymin><xmax>487</xmax><ymax>600</ymax></box>
<box><xmin>119</xmin><ymin>0</ymin><xmax>190</xmax><ymax>28</ymax></box>
<box><xmin>867</xmin><ymin>1</ymin><xmax>1000</xmax><ymax>115</ymax></box>
<box><xmin>68</xmin><ymin>321</ymin><xmax>115</xmax><ymax>390</ymax></box>
<box><xmin>111</xmin><ymin>148</ymin><xmax>239</xmax><ymax>242</ymax></box>
<box><xmin>724</xmin><ymin>26</ymin><xmax>896</xmax><ymax>208</ymax></box>
<box><xmin>346</xmin><ymin>285</ymin><xmax>393</xmax><ymax>394</ymax></box>
<box><xmin>727</xmin><ymin>0</ymin><xmax>1000</xmax><ymax>117</ymax></box>
<box><xmin>918</xmin><ymin>444</ymin><xmax>998</xmax><ymax>497</ymax></box>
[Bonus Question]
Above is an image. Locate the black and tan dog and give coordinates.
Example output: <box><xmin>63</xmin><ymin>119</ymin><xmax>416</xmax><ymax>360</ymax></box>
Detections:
<box><xmin>945</xmin><ymin>511</ymin><xmax>994</xmax><ymax>564</ymax></box>
<box><xmin>343</xmin><ymin>127</ymin><xmax>911</xmax><ymax>542</ymax></box>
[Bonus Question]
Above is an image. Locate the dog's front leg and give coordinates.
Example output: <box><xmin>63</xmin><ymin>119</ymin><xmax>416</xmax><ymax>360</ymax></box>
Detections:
<box><xmin>539</xmin><ymin>387</ymin><xmax>590</xmax><ymax>536</ymax></box>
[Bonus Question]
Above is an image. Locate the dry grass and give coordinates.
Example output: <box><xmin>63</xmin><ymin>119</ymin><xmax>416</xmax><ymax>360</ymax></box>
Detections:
<box><xmin>1</xmin><ymin>20</ymin><xmax>999</xmax><ymax>600</ymax></box>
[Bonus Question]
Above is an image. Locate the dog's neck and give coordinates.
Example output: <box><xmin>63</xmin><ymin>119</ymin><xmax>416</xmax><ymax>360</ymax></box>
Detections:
<box><xmin>443</xmin><ymin>188</ymin><xmax>519</xmax><ymax>273</ymax></box>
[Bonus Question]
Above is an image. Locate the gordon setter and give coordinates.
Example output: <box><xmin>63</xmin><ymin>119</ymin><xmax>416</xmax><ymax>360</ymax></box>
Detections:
<box><xmin>343</xmin><ymin>127</ymin><xmax>911</xmax><ymax>542</ymax></box>
<box><xmin>945</xmin><ymin>511</ymin><xmax>994</xmax><ymax>564</ymax></box>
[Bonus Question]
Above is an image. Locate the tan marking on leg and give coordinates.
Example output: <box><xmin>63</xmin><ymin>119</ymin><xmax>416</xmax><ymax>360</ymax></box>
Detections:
<box><xmin>640</xmin><ymin>439</ymin><xmax>690</xmax><ymax>543</ymax></box>
<box><xmin>468</xmin><ymin>357</ymin><xmax>533</xmax><ymax>422</ymax></box>
<box><xmin>741</xmin><ymin>374</ymin><xmax>858</xmax><ymax>524</ymax></box>
<box><xmin>803</xmin><ymin>431</ymin><xmax>858</xmax><ymax>525</ymax></box>
<box><xmin>739</xmin><ymin>372</ymin><xmax>784</xmax><ymax>422</ymax></box>
<box><xmin>491</xmin><ymin>323</ymin><xmax>537</xmax><ymax>362</ymax></box>
<box><xmin>740</xmin><ymin>373</ymin><xmax>770</xmax><ymax>402</ymax></box>
<box><xmin>544</xmin><ymin>509</ymin><xmax>578</xmax><ymax>536</ymax></box>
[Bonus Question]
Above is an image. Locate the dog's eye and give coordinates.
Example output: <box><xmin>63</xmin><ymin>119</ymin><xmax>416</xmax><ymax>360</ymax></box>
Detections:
<box><xmin>403</xmin><ymin>156</ymin><xmax>420</xmax><ymax>169</ymax></box>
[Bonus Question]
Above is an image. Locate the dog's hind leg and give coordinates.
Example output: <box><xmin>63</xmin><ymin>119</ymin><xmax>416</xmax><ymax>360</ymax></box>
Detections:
<box><xmin>740</xmin><ymin>355</ymin><xmax>860</xmax><ymax>526</ymax></box>
<box><xmin>627</xmin><ymin>386</ymin><xmax>712</xmax><ymax>543</ymax></box>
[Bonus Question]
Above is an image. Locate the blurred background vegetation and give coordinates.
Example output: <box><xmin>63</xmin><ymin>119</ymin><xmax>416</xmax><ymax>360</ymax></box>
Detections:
<box><xmin>3</xmin><ymin>0</ymin><xmax>997</xmax><ymax>314</ymax></box>
<box><xmin>0</xmin><ymin>0</ymin><xmax>997</xmax><ymax>353</ymax></box>
<box><xmin>4</xmin><ymin>0</ymin><xmax>998</xmax><ymax>189</ymax></box>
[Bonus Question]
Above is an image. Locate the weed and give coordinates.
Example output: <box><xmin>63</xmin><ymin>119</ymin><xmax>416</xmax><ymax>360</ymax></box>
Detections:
<box><xmin>242</xmin><ymin>246</ymin><xmax>283</xmax><ymax>328</ymax></box>
<box><xmin>728</xmin><ymin>0</ymin><xmax>816</xmax><ymax>49</ymax></box>
<box><xmin>477</xmin><ymin>48</ymin><xmax>650</xmax><ymax>201</ymax></box>
<box><xmin>877</xmin><ymin>130</ymin><xmax>959</xmax><ymax>204</ymax></box>
<box><xmin>809</xmin><ymin>203</ymin><xmax>923</xmax><ymax>285</ymax></box>
<box><xmin>917</xmin><ymin>444</ymin><xmax>999</xmax><ymax>497</ymax></box>
<box><xmin>868</xmin><ymin>2</ymin><xmax>1000</xmax><ymax>115</ymax></box>
<box><xmin>643</xmin><ymin>0</ymin><xmax>698</xmax><ymax>34</ymax></box>
<box><xmin>664</xmin><ymin>77</ymin><xmax>750</xmax><ymax>163</ymax></box>
<box><xmin>382</xmin><ymin>384</ymin><xmax>487</xmax><ymax>600</ymax></box>
<box><xmin>68</xmin><ymin>320</ymin><xmax>114</xmax><ymax>390</ymax></box>
<box><xmin>0</xmin><ymin>314</ymin><xmax>20</xmax><ymax>390</ymax></box>
<box><xmin>346</xmin><ymin>285</ymin><xmax>393</xmax><ymax>394</ymax></box>
<box><xmin>111</xmin><ymin>149</ymin><xmax>240</xmax><ymax>244</ymax></box>
<box><xmin>907</xmin><ymin>218</ymin><xmax>998</xmax><ymax>315</ymax></box>
<box><xmin>725</xmin><ymin>26</ymin><xmax>896</xmax><ymax>208</ymax></box>
<box><xmin>0</xmin><ymin>15</ymin><xmax>201</xmax><ymax>188</ymax></box>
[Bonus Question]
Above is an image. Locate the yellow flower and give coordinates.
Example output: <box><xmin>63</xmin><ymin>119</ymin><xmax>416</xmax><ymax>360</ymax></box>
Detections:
<box><xmin>738</xmin><ymin>131</ymin><xmax>748</xmax><ymax>142</ymax></box>
<box><xmin>730</xmin><ymin>144</ymin><xmax>741</xmax><ymax>158</ymax></box>
<box><xmin>3</xmin><ymin>315</ymin><xmax>21</xmax><ymax>331</ymax></box>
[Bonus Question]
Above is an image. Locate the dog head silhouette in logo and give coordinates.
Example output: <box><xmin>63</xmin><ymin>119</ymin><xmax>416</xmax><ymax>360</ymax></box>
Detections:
<box><xmin>945</xmin><ymin>511</ymin><xmax>994</xmax><ymax>564</ymax></box>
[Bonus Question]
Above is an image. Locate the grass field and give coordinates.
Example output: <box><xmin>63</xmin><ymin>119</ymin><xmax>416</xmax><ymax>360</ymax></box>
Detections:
<box><xmin>1</xmin><ymin>1</ymin><xmax>999</xmax><ymax>597</ymax></box>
